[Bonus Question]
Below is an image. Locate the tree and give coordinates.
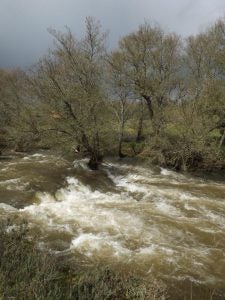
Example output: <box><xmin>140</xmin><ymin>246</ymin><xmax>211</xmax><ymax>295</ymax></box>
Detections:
<box><xmin>185</xmin><ymin>18</ymin><xmax>225</xmax><ymax>148</ymax></box>
<box><xmin>27</xmin><ymin>17</ymin><xmax>109</xmax><ymax>168</ymax></box>
<box><xmin>107</xmin><ymin>51</ymin><xmax>134</xmax><ymax>157</ymax></box>
<box><xmin>113</xmin><ymin>23</ymin><xmax>182</xmax><ymax>130</ymax></box>
<box><xmin>0</xmin><ymin>68</ymin><xmax>25</xmax><ymax>153</ymax></box>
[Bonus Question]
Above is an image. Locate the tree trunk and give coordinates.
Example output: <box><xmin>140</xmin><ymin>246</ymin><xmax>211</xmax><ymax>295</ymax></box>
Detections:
<box><xmin>136</xmin><ymin>99</ymin><xmax>144</xmax><ymax>142</ymax></box>
<box><xmin>118</xmin><ymin>122</ymin><xmax>126</xmax><ymax>158</ymax></box>
<box><xmin>118</xmin><ymin>99</ymin><xmax>126</xmax><ymax>158</ymax></box>
<box><xmin>219</xmin><ymin>129</ymin><xmax>225</xmax><ymax>148</ymax></box>
<box><xmin>142</xmin><ymin>95</ymin><xmax>154</xmax><ymax>119</ymax></box>
<box><xmin>88</xmin><ymin>153</ymin><xmax>103</xmax><ymax>170</ymax></box>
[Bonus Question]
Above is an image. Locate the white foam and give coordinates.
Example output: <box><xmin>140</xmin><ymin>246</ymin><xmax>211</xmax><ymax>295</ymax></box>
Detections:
<box><xmin>23</xmin><ymin>156</ymin><xmax>31</xmax><ymax>160</ymax></box>
<box><xmin>138</xmin><ymin>245</ymin><xmax>157</xmax><ymax>255</ymax></box>
<box><xmin>0</xmin><ymin>178</ymin><xmax>28</xmax><ymax>191</ymax></box>
<box><xmin>10</xmin><ymin>158</ymin><xmax>225</xmax><ymax>285</ymax></box>
<box><xmin>70</xmin><ymin>233</ymin><xmax>131</xmax><ymax>258</ymax></box>
<box><xmin>20</xmin><ymin>176</ymin><xmax>145</xmax><ymax>241</ymax></box>
<box><xmin>160</xmin><ymin>167</ymin><xmax>186</xmax><ymax>179</ymax></box>
<box><xmin>160</xmin><ymin>168</ymin><xmax>175</xmax><ymax>176</ymax></box>
<box><xmin>73</xmin><ymin>159</ymin><xmax>89</xmax><ymax>170</ymax></box>
<box><xmin>0</xmin><ymin>203</ymin><xmax>18</xmax><ymax>213</ymax></box>
<box><xmin>155</xmin><ymin>200</ymin><xmax>180</xmax><ymax>216</ymax></box>
<box><xmin>0</xmin><ymin>178</ymin><xmax>21</xmax><ymax>185</ymax></box>
<box><xmin>32</xmin><ymin>153</ymin><xmax>46</xmax><ymax>158</ymax></box>
<box><xmin>22</xmin><ymin>153</ymin><xmax>47</xmax><ymax>161</ymax></box>
<box><xmin>205</xmin><ymin>211</ymin><xmax>225</xmax><ymax>227</ymax></box>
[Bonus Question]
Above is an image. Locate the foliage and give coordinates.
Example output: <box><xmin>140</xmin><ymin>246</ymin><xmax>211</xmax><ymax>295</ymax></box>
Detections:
<box><xmin>0</xmin><ymin>17</ymin><xmax>225</xmax><ymax>170</ymax></box>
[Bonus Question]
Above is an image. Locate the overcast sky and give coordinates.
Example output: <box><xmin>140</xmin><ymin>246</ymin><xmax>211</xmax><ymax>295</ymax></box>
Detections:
<box><xmin>0</xmin><ymin>0</ymin><xmax>224</xmax><ymax>69</ymax></box>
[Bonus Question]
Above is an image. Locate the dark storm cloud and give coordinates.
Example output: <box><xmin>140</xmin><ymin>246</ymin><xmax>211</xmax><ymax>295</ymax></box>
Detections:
<box><xmin>0</xmin><ymin>0</ymin><xmax>225</xmax><ymax>69</ymax></box>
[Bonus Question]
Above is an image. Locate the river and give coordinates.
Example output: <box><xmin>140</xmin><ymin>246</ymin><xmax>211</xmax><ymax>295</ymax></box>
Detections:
<box><xmin>0</xmin><ymin>152</ymin><xmax>225</xmax><ymax>299</ymax></box>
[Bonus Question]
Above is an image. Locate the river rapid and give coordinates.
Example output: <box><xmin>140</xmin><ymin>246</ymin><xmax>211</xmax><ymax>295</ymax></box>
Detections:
<box><xmin>0</xmin><ymin>152</ymin><xmax>225</xmax><ymax>298</ymax></box>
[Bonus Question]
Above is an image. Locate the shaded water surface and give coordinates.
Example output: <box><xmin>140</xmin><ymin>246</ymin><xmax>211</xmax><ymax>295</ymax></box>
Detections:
<box><xmin>0</xmin><ymin>152</ymin><xmax>225</xmax><ymax>298</ymax></box>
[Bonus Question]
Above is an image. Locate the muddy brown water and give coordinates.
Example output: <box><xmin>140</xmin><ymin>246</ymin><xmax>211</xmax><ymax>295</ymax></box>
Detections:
<box><xmin>0</xmin><ymin>152</ymin><xmax>225</xmax><ymax>299</ymax></box>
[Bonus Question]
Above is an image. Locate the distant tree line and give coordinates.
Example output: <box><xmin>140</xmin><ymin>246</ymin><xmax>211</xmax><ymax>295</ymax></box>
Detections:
<box><xmin>0</xmin><ymin>17</ymin><xmax>225</xmax><ymax>170</ymax></box>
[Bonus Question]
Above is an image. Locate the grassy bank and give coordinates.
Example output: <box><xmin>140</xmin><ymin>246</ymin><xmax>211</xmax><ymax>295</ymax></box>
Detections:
<box><xmin>0</xmin><ymin>220</ymin><xmax>167</xmax><ymax>300</ymax></box>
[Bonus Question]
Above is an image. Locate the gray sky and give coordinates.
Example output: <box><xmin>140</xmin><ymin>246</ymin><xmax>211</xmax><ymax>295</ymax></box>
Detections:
<box><xmin>0</xmin><ymin>0</ymin><xmax>224</xmax><ymax>69</ymax></box>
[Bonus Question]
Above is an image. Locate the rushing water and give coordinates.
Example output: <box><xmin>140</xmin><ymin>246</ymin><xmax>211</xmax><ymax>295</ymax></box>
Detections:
<box><xmin>0</xmin><ymin>152</ymin><xmax>225</xmax><ymax>298</ymax></box>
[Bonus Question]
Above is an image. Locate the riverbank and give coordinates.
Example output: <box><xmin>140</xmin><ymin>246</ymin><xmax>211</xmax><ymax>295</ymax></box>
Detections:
<box><xmin>0</xmin><ymin>220</ymin><xmax>167</xmax><ymax>300</ymax></box>
<box><xmin>1</xmin><ymin>148</ymin><xmax>225</xmax><ymax>186</ymax></box>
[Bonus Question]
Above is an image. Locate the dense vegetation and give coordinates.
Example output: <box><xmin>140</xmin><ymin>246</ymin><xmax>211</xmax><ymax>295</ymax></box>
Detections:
<box><xmin>0</xmin><ymin>17</ymin><xmax>225</xmax><ymax>170</ymax></box>
<box><xmin>0</xmin><ymin>220</ymin><xmax>167</xmax><ymax>299</ymax></box>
